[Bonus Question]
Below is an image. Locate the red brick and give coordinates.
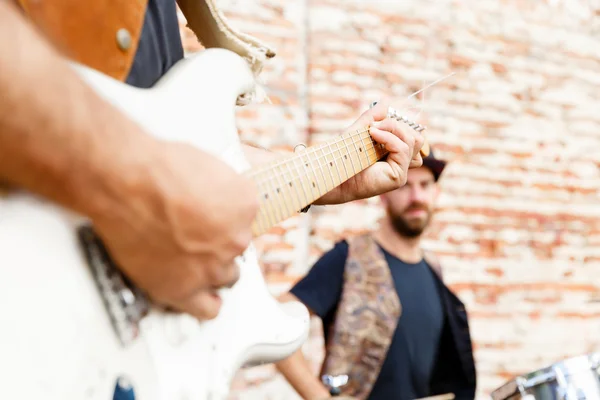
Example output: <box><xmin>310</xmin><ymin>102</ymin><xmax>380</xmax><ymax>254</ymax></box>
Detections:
<box><xmin>174</xmin><ymin>2</ymin><xmax>600</xmax><ymax>399</ymax></box>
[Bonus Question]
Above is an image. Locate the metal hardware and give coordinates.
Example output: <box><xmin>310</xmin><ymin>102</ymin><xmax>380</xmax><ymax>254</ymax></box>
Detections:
<box><xmin>116</xmin><ymin>28</ymin><xmax>132</xmax><ymax>51</ymax></box>
<box><xmin>369</xmin><ymin>101</ymin><xmax>427</xmax><ymax>133</ymax></box>
<box><xmin>78</xmin><ymin>225</ymin><xmax>150</xmax><ymax>346</ymax></box>
<box><xmin>322</xmin><ymin>374</ymin><xmax>349</xmax><ymax>396</ymax></box>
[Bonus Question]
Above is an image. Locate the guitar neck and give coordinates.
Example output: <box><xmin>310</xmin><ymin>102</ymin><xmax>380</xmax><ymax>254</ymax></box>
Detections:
<box><xmin>245</xmin><ymin>126</ymin><xmax>387</xmax><ymax>237</ymax></box>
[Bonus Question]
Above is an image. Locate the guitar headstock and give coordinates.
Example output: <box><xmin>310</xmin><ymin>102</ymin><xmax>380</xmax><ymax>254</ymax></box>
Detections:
<box><xmin>369</xmin><ymin>101</ymin><xmax>430</xmax><ymax>157</ymax></box>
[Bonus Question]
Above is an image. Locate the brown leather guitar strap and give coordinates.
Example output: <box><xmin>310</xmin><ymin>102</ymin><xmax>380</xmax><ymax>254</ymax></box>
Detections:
<box><xmin>15</xmin><ymin>0</ymin><xmax>148</xmax><ymax>81</ymax></box>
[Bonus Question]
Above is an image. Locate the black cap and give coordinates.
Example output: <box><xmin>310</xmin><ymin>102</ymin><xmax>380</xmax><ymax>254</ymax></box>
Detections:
<box><xmin>422</xmin><ymin>147</ymin><xmax>447</xmax><ymax>181</ymax></box>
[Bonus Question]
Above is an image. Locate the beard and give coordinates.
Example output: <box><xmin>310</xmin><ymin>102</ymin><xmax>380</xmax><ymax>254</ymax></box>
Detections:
<box><xmin>388</xmin><ymin>203</ymin><xmax>432</xmax><ymax>238</ymax></box>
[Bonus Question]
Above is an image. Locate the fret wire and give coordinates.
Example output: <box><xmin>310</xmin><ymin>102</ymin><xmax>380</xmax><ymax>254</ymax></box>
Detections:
<box><xmin>312</xmin><ymin>145</ymin><xmax>331</xmax><ymax>193</ymax></box>
<box><xmin>300</xmin><ymin>148</ymin><xmax>324</xmax><ymax>200</ymax></box>
<box><xmin>314</xmin><ymin>146</ymin><xmax>329</xmax><ymax>195</ymax></box>
<box><xmin>361</xmin><ymin>131</ymin><xmax>375</xmax><ymax>163</ymax></box>
<box><xmin>333</xmin><ymin>134</ymin><xmax>351</xmax><ymax>181</ymax></box>
<box><xmin>292</xmin><ymin>152</ymin><xmax>314</xmax><ymax>204</ymax></box>
<box><xmin>350</xmin><ymin>129</ymin><xmax>365</xmax><ymax>170</ymax></box>
<box><xmin>253</xmin><ymin>145</ymin><xmax>382</xmax><ymax>233</ymax></box>
<box><xmin>363</xmin><ymin>132</ymin><xmax>378</xmax><ymax>163</ymax></box>
<box><xmin>284</xmin><ymin>160</ymin><xmax>304</xmax><ymax>212</ymax></box>
<box><xmin>252</xmin><ymin>132</ymin><xmax>380</xmax><ymax>190</ymax></box>
<box><xmin>252</xmin><ymin>134</ymin><xmax>378</xmax><ymax>195</ymax></box>
<box><xmin>265</xmin><ymin>159</ymin><xmax>286</xmax><ymax>224</ymax></box>
<box><xmin>261</xmin><ymin>165</ymin><xmax>278</xmax><ymax>225</ymax></box>
<box><xmin>249</xmin><ymin>127</ymin><xmax>371</xmax><ymax>187</ymax></box>
<box><xmin>263</xmin><ymin>180</ymin><xmax>279</xmax><ymax>230</ymax></box>
<box><xmin>273</xmin><ymin>161</ymin><xmax>293</xmax><ymax>218</ymax></box>
<box><xmin>346</xmin><ymin>131</ymin><xmax>363</xmax><ymax>180</ymax></box>
<box><xmin>251</xmin><ymin>179</ymin><xmax>265</xmax><ymax>234</ymax></box>
<box><xmin>342</xmin><ymin>132</ymin><xmax>358</xmax><ymax>176</ymax></box>
<box><xmin>250</xmin><ymin>128</ymin><xmax>387</xmax><ymax>221</ymax></box>
<box><xmin>247</xmin><ymin>127</ymin><xmax>371</xmax><ymax>178</ymax></box>
<box><xmin>291</xmin><ymin>155</ymin><xmax>311</xmax><ymax>207</ymax></box>
<box><xmin>319</xmin><ymin>144</ymin><xmax>337</xmax><ymax>189</ymax></box>
<box><xmin>354</xmin><ymin>130</ymin><xmax>378</xmax><ymax>169</ymax></box>
<box><xmin>276</xmin><ymin>162</ymin><xmax>294</xmax><ymax>213</ymax></box>
<box><xmin>251</xmin><ymin>127</ymin><xmax>388</xmax><ymax>234</ymax></box>
<box><xmin>365</xmin><ymin>131</ymin><xmax>379</xmax><ymax>162</ymax></box>
<box><xmin>257</xmin><ymin>179</ymin><xmax>277</xmax><ymax>231</ymax></box>
<box><xmin>270</xmin><ymin>162</ymin><xmax>285</xmax><ymax>220</ymax></box>
<box><xmin>366</xmin><ymin>137</ymin><xmax>379</xmax><ymax>163</ymax></box>
<box><xmin>327</xmin><ymin>141</ymin><xmax>345</xmax><ymax>185</ymax></box>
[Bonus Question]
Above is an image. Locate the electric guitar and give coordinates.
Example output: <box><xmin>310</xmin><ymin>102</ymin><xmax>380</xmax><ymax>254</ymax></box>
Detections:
<box><xmin>0</xmin><ymin>48</ymin><xmax>427</xmax><ymax>400</ymax></box>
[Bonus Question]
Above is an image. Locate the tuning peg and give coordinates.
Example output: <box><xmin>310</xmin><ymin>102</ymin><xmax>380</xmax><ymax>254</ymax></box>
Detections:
<box><xmin>369</xmin><ymin>102</ymin><xmax>426</xmax><ymax>132</ymax></box>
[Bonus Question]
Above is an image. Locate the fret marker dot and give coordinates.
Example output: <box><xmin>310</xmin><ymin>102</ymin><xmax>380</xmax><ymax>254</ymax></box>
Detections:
<box><xmin>312</xmin><ymin>182</ymin><xmax>316</xmax><ymax>188</ymax></box>
<box><xmin>264</xmin><ymin>194</ymin><xmax>269</xmax><ymax>199</ymax></box>
<box><xmin>344</xmin><ymin>155</ymin><xmax>348</xmax><ymax>159</ymax></box>
<box><xmin>359</xmin><ymin>147</ymin><xmax>363</xmax><ymax>152</ymax></box>
<box><xmin>329</xmin><ymin>162</ymin><xmax>333</xmax><ymax>166</ymax></box>
<box><xmin>289</xmin><ymin>182</ymin><xmax>293</xmax><ymax>187</ymax></box>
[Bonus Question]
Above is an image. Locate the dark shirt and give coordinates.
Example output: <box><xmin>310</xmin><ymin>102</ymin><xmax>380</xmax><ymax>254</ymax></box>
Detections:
<box><xmin>126</xmin><ymin>0</ymin><xmax>184</xmax><ymax>88</ymax></box>
<box><xmin>291</xmin><ymin>240</ymin><xmax>445</xmax><ymax>400</ymax></box>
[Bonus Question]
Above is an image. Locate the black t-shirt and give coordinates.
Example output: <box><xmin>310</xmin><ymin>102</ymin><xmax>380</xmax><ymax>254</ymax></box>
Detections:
<box><xmin>126</xmin><ymin>0</ymin><xmax>184</xmax><ymax>88</ymax></box>
<box><xmin>291</xmin><ymin>240</ymin><xmax>445</xmax><ymax>400</ymax></box>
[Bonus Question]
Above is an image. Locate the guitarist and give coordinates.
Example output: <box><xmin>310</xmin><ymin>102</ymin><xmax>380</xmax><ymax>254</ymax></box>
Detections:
<box><xmin>0</xmin><ymin>0</ymin><xmax>425</xmax><ymax>321</ymax></box>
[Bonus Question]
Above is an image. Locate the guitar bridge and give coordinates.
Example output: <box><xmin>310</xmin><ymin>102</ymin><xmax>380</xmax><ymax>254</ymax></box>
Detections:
<box><xmin>77</xmin><ymin>224</ymin><xmax>150</xmax><ymax>346</ymax></box>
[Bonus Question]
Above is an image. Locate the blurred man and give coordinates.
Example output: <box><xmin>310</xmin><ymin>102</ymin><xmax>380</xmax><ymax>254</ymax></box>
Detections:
<box><xmin>276</xmin><ymin>149</ymin><xmax>477</xmax><ymax>400</ymax></box>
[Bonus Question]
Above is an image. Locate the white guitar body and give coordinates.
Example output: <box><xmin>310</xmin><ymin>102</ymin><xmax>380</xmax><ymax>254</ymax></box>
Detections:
<box><xmin>0</xmin><ymin>48</ymin><xmax>310</xmax><ymax>400</ymax></box>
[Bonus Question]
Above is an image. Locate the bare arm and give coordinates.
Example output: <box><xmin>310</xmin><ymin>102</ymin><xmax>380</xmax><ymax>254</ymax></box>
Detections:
<box><xmin>0</xmin><ymin>2</ymin><xmax>260</xmax><ymax>320</ymax></box>
<box><xmin>0</xmin><ymin>1</ymin><xmax>158</xmax><ymax>217</ymax></box>
<box><xmin>275</xmin><ymin>292</ymin><xmax>331</xmax><ymax>400</ymax></box>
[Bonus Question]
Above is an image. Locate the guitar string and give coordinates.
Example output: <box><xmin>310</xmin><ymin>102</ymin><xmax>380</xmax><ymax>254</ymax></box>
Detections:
<box><xmin>252</xmin><ymin>120</ymin><xmax>423</xmax><ymax>230</ymax></box>
<box><xmin>252</xmin><ymin>129</ymin><xmax>378</xmax><ymax>195</ymax></box>
<box><xmin>393</xmin><ymin>71</ymin><xmax>456</xmax><ymax>115</ymax></box>
<box><xmin>252</xmin><ymin>142</ymin><xmax>383</xmax><ymax>233</ymax></box>
<box><xmin>249</xmin><ymin>91</ymin><xmax>439</xmax><ymax>231</ymax></box>
<box><xmin>246</xmin><ymin>91</ymin><xmax>438</xmax><ymax>182</ymax></box>
<box><xmin>250</xmin><ymin>127</ymin><xmax>377</xmax><ymax>186</ymax></box>
<box><xmin>259</xmin><ymin>137</ymin><xmax>381</xmax><ymax>208</ymax></box>
<box><xmin>252</xmin><ymin>74</ymin><xmax>453</xmax><ymax>232</ymax></box>
<box><xmin>252</xmin><ymin>132</ymin><xmax>380</xmax><ymax>232</ymax></box>
<box><xmin>245</xmin><ymin>127</ymin><xmax>372</xmax><ymax>177</ymax></box>
<box><xmin>252</xmin><ymin>139</ymin><xmax>383</xmax><ymax>233</ymax></box>
<box><xmin>251</xmin><ymin>129</ymin><xmax>375</xmax><ymax>231</ymax></box>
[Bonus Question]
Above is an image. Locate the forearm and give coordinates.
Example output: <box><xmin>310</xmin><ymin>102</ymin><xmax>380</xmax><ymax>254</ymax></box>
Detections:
<box><xmin>276</xmin><ymin>348</ymin><xmax>331</xmax><ymax>400</ymax></box>
<box><xmin>0</xmin><ymin>2</ymin><xmax>156</xmax><ymax>217</ymax></box>
<box><xmin>275</xmin><ymin>292</ymin><xmax>330</xmax><ymax>399</ymax></box>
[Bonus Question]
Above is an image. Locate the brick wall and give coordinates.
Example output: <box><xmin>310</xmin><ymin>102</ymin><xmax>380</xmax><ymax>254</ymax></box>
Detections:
<box><xmin>180</xmin><ymin>1</ymin><xmax>600</xmax><ymax>398</ymax></box>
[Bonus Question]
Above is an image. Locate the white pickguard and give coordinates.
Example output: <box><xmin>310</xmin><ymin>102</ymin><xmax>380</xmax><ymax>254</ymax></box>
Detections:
<box><xmin>0</xmin><ymin>48</ymin><xmax>310</xmax><ymax>400</ymax></box>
